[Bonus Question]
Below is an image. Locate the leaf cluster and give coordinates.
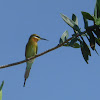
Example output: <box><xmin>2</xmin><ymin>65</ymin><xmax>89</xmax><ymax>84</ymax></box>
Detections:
<box><xmin>59</xmin><ymin>0</ymin><xmax>100</xmax><ymax>63</ymax></box>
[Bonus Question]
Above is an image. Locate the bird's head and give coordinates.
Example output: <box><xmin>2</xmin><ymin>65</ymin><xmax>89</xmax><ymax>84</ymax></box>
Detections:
<box><xmin>29</xmin><ymin>34</ymin><xmax>48</xmax><ymax>42</ymax></box>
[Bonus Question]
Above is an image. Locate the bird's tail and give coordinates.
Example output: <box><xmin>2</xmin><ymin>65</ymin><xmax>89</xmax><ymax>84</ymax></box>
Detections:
<box><xmin>23</xmin><ymin>79</ymin><xmax>26</xmax><ymax>87</ymax></box>
<box><xmin>23</xmin><ymin>62</ymin><xmax>33</xmax><ymax>87</ymax></box>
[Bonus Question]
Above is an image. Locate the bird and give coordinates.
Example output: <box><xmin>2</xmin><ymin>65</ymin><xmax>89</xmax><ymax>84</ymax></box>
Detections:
<box><xmin>23</xmin><ymin>34</ymin><xmax>47</xmax><ymax>87</ymax></box>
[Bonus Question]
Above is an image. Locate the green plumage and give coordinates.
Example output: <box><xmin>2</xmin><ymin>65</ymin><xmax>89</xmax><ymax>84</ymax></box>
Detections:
<box><xmin>23</xmin><ymin>34</ymin><xmax>47</xmax><ymax>87</ymax></box>
<box><xmin>24</xmin><ymin>34</ymin><xmax>38</xmax><ymax>87</ymax></box>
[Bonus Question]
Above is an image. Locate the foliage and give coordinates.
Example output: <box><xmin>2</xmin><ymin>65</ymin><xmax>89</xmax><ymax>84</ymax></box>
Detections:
<box><xmin>60</xmin><ymin>0</ymin><xmax>100</xmax><ymax>63</ymax></box>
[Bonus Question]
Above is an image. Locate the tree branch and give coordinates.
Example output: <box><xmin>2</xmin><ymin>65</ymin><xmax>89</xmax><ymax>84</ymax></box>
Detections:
<box><xmin>0</xmin><ymin>32</ymin><xmax>86</xmax><ymax>69</ymax></box>
<box><xmin>0</xmin><ymin>25</ymin><xmax>98</xmax><ymax>69</ymax></box>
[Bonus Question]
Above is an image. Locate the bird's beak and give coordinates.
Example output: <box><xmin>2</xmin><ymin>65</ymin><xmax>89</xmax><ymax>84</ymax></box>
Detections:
<box><xmin>40</xmin><ymin>38</ymin><xmax>48</xmax><ymax>41</ymax></box>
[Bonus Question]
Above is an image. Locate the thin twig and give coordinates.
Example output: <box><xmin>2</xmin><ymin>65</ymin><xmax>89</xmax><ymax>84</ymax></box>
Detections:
<box><xmin>0</xmin><ymin>25</ymin><xmax>98</xmax><ymax>69</ymax></box>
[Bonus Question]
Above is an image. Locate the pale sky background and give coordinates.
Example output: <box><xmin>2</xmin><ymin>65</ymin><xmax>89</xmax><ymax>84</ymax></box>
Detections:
<box><xmin>0</xmin><ymin>0</ymin><xmax>100</xmax><ymax>100</ymax></box>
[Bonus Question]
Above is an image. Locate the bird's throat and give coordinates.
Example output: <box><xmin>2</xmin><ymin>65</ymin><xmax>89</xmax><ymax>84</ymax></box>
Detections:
<box><xmin>32</xmin><ymin>38</ymin><xmax>38</xmax><ymax>42</ymax></box>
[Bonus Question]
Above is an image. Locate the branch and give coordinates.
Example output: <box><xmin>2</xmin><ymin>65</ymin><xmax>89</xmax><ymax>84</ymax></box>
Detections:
<box><xmin>0</xmin><ymin>25</ymin><xmax>98</xmax><ymax>69</ymax></box>
<box><xmin>0</xmin><ymin>32</ymin><xmax>86</xmax><ymax>69</ymax></box>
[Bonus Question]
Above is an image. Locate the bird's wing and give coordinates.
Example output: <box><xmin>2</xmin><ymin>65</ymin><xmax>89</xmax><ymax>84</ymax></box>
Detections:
<box><xmin>36</xmin><ymin>45</ymin><xmax>38</xmax><ymax>54</ymax></box>
<box><xmin>25</xmin><ymin>43</ymin><xmax>28</xmax><ymax>57</ymax></box>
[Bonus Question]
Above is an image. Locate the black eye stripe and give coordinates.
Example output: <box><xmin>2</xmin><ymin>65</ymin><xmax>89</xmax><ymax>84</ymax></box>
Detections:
<box><xmin>34</xmin><ymin>36</ymin><xmax>40</xmax><ymax>38</ymax></box>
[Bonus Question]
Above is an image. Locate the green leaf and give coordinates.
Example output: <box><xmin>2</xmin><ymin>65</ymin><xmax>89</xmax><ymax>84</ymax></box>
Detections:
<box><xmin>80</xmin><ymin>40</ymin><xmax>91</xmax><ymax>64</ymax></box>
<box><xmin>64</xmin><ymin>42</ymin><xmax>80</xmax><ymax>48</ymax></box>
<box><xmin>0</xmin><ymin>81</ymin><xmax>4</xmax><ymax>100</ymax></box>
<box><xmin>95</xmin><ymin>18</ymin><xmax>100</xmax><ymax>25</ymax></box>
<box><xmin>81</xmin><ymin>11</ymin><xmax>95</xmax><ymax>21</ymax></box>
<box><xmin>81</xmin><ymin>48</ymin><xmax>88</xmax><ymax>64</ymax></box>
<box><xmin>94</xmin><ymin>0</ymin><xmax>98</xmax><ymax>18</ymax></box>
<box><xmin>94</xmin><ymin>0</ymin><xmax>100</xmax><ymax>18</ymax></box>
<box><xmin>0</xmin><ymin>90</ymin><xmax>2</xmax><ymax>100</ymax></box>
<box><xmin>63</xmin><ymin>37</ymin><xmax>80</xmax><ymax>48</ymax></box>
<box><xmin>59</xmin><ymin>31</ymin><xmax>69</xmax><ymax>44</ymax></box>
<box><xmin>95</xmin><ymin>49</ymin><xmax>99</xmax><ymax>55</ymax></box>
<box><xmin>96</xmin><ymin>38</ymin><xmax>100</xmax><ymax>46</ymax></box>
<box><xmin>72</xmin><ymin>43</ymin><xmax>80</xmax><ymax>48</ymax></box>
<box><xmin>83</xmin><ymin>17</ymin><xmax>88</xmax><ymax>29</ymax></box>
<box><xmin>72</xmin><ymin>14</ymin><xmax>78</xmax><ymax>25</ymax></box>
<box><xmin>93</xmin><ymin>27</ymin><xmax>100</xmax><ymax>38</ymax></box>
<box><xmin>72</xmin><ymin>14</ymin><xmax>79</xmax><ymax>34</ymax></box>
<box><xmin>0</xmin><ymin>81</ymin><xmax>4</xmax><ymax>91</ymax></box>
<box><xmin>87</xmin><ymin>31</ymin><xmax>96</xmax><ymax>50</ymax></box>
<box><xmin>60</xmin><ymin>13</ymin><xmax>81</xmax><ymax>32</ymax></box>
<box><xmin>83</xmin><ymin>40</ymin><xmax>91</xmax><ymax>56</ymax></box>
<box><xmin>69</xmin><ymin>37</ymin><xmax>78</xmax><ymax>46</ymax></box>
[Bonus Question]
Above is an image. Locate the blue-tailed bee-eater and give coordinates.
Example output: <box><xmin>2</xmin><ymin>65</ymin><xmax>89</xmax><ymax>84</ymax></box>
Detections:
<box><xmin>24</xmin><ymin>34</ymin><xmax>47</xmax><ymax>87</ymax></box>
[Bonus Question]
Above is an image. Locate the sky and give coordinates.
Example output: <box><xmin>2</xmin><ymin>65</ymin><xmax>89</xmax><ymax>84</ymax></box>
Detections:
<box><xmin>0</xmin><ymin>0</ymin><xmax>99</xmax><ymax>100</ymax></box>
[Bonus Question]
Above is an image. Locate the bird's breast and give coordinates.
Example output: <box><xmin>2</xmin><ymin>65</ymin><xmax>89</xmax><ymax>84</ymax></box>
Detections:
<box><xmin>25</xmin><ymin>42</ymin><xmax>37</xmax><ymax>58</ymax></box>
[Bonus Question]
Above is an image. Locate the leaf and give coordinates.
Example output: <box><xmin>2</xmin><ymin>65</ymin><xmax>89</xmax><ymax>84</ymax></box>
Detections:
<box><xmin>83</xmin><ymin>40</ymin><xmax>91</xmax><ymax>56</ymax></box>
<box><xmin>72</xmin><ymin>14</ymin><xmax>79</xmax><ymax>34</ymax></box>
<box><xmin>63</xmin><ymin>36</ymin><xmax>80</xmax><ymax>48</ymax></box>
<box><xmin>64</xmin><ymin>42</ymin><xmax>80</xmax><ymax>48</ymax></box>
<box><xmin>72</xmin><ymin>43</ymin><xmax>80</xmax><ymax>48</ymax></box>
<box><xmin>80</xmin><ymin>40</ymin><xmax>91</xmax><ymax>64</ymax></box>
<box><xmin>60</xmin><ymin>13</ymin><xmax>81</xmax><ymax>32</ymax></box>
<box><xmin>95</xmin><ymin>49</ymin><xmax>99</xmax><ymax>55</ymax></box>
<box><xmin>0</xmin><ymin>81</ymin><xmax>4</xmax><ymax>100</ymax></box>
<box><xmin>0</xmin><ymin>81</ymin><xmax>4</xmax><ymax>91</ymax></box>
<box><xmin>94</xmin><ymin>0</ymin><xmax>98</xmax><ymax>18</ymax></box>
<box><xmin>87</xmin><ymin>31</ymin><xmax>96</xmax><ymax>50</ymax></box>
<box><xmin>81</xmin><ymin>11</ymin><xmax>95</xmax><ymax>21</ymax></box>
<box><xmin>0</xmin><ymin>90</ymin><xmax>2</xmax><ymax>100</ymax></box>
<box><xmin>94</xmin><ymin>0</ymin><xmax>100</xmax><ymax>18</ymax></box>
<box><xmin>95</xmin><ymin>18</ymin><xmax>100</xmax><ymax>25</ymax></box>
<box><xmin>93</xmin><ymin>27</ymin><xmax>100</xmax><ymax>38</ymax></box>
<box><xmin>83</xmin><ymin>17</ymin><xmax>88</xmax><ymax>29</ymax></box>
<box><xmin>81</xmin><ymin>47</ymin><xmax>88</xmax><ymax>64</ymax></box>
<box><xmin>96</xmin><ymin>38</ymin><xmax>100</xmax><ymax>46</ymax></box>
<box><xmin>72</xmin><ymin>14</ymin><xmax>78</xmax><ymax>25</ymax></box>
<box><xmin>69</xmin><ymin>37</ymin><xmax>78</xmax><ymax>46</ymax></box>
<box><xmin>59</xmin><ymin>31</ymin><xmax>69</xmax><ymax>44</ymax></box>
